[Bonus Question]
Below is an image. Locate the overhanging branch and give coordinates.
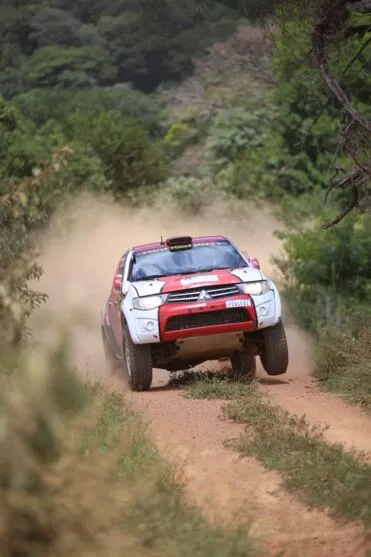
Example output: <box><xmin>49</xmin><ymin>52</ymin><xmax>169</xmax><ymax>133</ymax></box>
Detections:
<box><xmin>324</xmin><ymin>23</ymin><xmax>371</xmax><ymax>41</ymax></box>
<box><xmin>321</xmin><ymin>185</ymin><xmax>359</xmax><ymax>228</ymax></box>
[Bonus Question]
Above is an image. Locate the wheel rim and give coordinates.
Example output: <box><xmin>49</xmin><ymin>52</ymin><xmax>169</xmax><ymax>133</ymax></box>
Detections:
<box><xmin>124</xmin><ymin>335</ymin><xmax>132</xmax><ymax>378</ymax></box>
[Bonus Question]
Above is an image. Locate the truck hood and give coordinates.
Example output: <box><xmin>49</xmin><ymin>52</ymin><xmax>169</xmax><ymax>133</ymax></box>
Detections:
<box><xmin>130</xmin><ymin>267</ymin><xmax>264</xmax><ymax>297</ymax></box>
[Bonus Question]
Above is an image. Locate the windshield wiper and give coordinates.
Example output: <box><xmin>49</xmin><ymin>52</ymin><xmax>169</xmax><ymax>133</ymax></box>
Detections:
<box><xmin>183</xmin><ymin>267</ymin><xmax>231</xmax><ymax>275</ymax></box>
<box><xmin>134</xmin><ymin>273</ymin><xmax>175</xmax><ymax>281</ymax></box>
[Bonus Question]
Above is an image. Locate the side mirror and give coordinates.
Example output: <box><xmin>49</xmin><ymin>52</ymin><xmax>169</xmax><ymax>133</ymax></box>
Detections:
<box><xmin>249</xmin><ymin>256</ymin><xmax>260</xmax><ymax>269</ymax></box>
<box><xmin>122</xmin><ymin>280</ymin><xmax>130</xmax><ymax>296</ymax></box>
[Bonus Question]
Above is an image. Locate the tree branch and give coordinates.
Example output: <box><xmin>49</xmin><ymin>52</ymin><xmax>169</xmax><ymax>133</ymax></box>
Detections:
<box><xmin>325</xmin><ymin>24</ymin><xmax>371</xmax><ymax>41</ymax></box>
<box><xmin>311</xmin><ymin>31</ymin><xmax>371</xmax><ymax>133</ymax></box>
<box><xmin>261</xmin><ymin>0</ymin><xmax>371</xmax><ymax>226</ymax></box>
<box><xmin>341</xmin><ymin>35</ymin><xmax>371</xmax><ymax>75</ymax></box>
<box><xmin>321</xmin><ymin>184</ymin><xmax>359</xmax><ymax>228</ymax></box>
<box><xmin>322</xmin><ymin>164</ymin><xmax>370</xmax><ymax>227</ymax></box>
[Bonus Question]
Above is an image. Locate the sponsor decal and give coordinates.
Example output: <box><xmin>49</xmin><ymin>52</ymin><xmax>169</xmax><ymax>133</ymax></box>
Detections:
<box><xmin>226</xmin><ymin>299</ymin><xmax>251</xmax><ymax>308</ymax></box>
<box><xmin>180</xmin><ymin>275</ymin><xmax>219</xmax><ymax>286</ymax></box>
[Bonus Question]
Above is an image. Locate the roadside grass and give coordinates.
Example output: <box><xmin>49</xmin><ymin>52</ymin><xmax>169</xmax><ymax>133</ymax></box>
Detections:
<box><xmin>169</xmin><ymin>367</ymin><xmax>253</xmax><ymax>399</ymax></box>
<box><xmin>314</xmin><ymin>324</ymin><xmax>371</xmax><ymax>411</ymax></box>
<box><xmin>183</xmin><ymin>375</ymin><xmax>371</xmax><ymax>527</ymax></box>
<box><xmin>80</xmin><ymin>388</ymin><xmax>261</xmax><ymax>557</ymax></box>
<box><xmin>0</xmin><ymin>343</ymin><xmax>262</xmax><ymax>557</ymax></box>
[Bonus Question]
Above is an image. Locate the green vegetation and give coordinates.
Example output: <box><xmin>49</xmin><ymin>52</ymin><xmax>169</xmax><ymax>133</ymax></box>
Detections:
<box><xmin>315</xmin><ymin>323</ymin><xmax>371</xmax><ymax>409</ymax></box>
<box><xmin>0</xmin><ymin>0</ymin><xmax>244</xmax><ymax>97</ymax></box>
<box><xmin>0</xmin><ymin>342</ymin><xmax>260</xmax><ymax>557</ymax></box>
<box><xmin>272</xmin><ymin>213</ymin><xmax>371</xmax><ymax>409</ymax></box>
<box><xmin>183</xmin><ymin>375</ymin><xmax>371</xmax><ymax>525</ymax></box>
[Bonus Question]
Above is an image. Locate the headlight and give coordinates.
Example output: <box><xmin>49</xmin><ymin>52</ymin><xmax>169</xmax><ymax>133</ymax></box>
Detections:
<box><xmin>237</xmin><ymin>281</ymin><xmax>270</xmax><ymax>296</ymax></box>
<box><xmin>132</xmin><ymin>294</ymin><xmax>167</xmax><ymax>311</ymax></box>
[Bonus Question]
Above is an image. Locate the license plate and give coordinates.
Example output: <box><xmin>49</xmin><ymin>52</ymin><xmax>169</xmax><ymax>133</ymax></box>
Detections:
<box><xmin>226</xmin><ymin>299</ymin><xmax>251</xmax><ymax>308</ymax></box>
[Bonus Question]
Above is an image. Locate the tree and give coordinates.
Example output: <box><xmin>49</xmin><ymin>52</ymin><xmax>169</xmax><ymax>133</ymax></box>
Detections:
<box><xmin>263</xmin><ymin>0</ymin><xmax>371</xmax><ymax>227</ymax></box>
<box><xmin>67</xmin><ymin>111</ymin><xmax>166</xmax><ymax>194</ymax></box>
<box><xmin>22</xmin><ymin>45</ymin><xmax>116</xmax><ymax>89</ymax></box>
<box><xmin>29</xmin><ymin>8</ymin><xmax>82</xmax><ymax>48</ymax></box>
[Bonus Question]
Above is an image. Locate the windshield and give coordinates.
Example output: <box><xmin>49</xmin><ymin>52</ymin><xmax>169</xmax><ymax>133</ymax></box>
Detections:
<box><xmin>130</xmin><ymin>241</ymin><xmax>247</xmax><ymax>281</ymax></box>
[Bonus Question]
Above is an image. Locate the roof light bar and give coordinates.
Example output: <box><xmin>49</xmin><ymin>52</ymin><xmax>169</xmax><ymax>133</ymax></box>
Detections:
<box><xmin>165</xmin><ymin>236</ymin><xmax>193</xmax><ymax>251</ymax></box>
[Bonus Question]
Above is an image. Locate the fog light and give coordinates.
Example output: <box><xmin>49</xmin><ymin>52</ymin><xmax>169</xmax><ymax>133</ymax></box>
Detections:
<box><xmin>259</xmin><ymin>305</ymin><xmax>268</xmax><ymax>317</ymax></box>
<box><xmin>144</xmin><ymin>320</ymin><xmax>155</xmax><ymax>331</ymax></box>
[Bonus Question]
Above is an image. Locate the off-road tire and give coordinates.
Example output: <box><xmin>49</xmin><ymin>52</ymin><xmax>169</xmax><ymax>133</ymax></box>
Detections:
<box><xmin>123</xmin><ymin>325</ymin><xmax>153</xmax><ymax>391</ymax></box>
<box><xmin>101</xmin><ymin>326</ymin><xmax>119</xmax><ymax>375</ymax></box>
<box><xmin>231</xmin><ymin>351</ymin><xmax>256</xmax><ymax>381</ymax></box>
<box><xmin>260</xmin><ymin>320</ymin><xmax>289</xmax><ymax>376</ymax></box>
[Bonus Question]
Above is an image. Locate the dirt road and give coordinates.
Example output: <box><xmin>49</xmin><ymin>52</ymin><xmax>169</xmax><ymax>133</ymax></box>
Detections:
<box><xmin>31</xmin><ymin>194</ymin><xmax>371</xmax><ymax>557</ymax></box>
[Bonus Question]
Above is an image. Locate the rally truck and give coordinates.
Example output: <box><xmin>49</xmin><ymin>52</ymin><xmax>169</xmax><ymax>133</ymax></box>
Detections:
<box><xmin>101</xmin><ymin>235</ymin><xmax>289</xmax><ymax>391</ymax></box>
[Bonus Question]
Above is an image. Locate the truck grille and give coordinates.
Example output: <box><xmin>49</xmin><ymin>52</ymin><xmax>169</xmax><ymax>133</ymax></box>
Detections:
<box><xmin>166</xmin><ymin>284</ymin><xmax>240</xmax><ymax>303</ymax></box>
<box><xmin>165</xmin><ymin>308</ymin><xmax>251</xmax><ymax>332</ymax></box>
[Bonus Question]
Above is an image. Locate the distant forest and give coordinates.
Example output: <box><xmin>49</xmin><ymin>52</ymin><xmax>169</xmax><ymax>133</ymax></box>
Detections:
<box><xmin>0</xmin><ymin>0</ymin><xmax>267</xmax><ymax>96</ymax></box>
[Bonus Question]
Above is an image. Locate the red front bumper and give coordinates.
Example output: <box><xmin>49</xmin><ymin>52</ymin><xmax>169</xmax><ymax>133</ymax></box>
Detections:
<box><xmin>159</xmin><ymin>295</ymin><xmax>258</xmax><ymax>341</ymax></box>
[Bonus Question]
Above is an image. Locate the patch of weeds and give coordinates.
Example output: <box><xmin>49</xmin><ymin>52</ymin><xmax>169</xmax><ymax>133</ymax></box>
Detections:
<box><xmin>79</xmin><ymin>390</ymin><xmax>132</xmax><ymax>456</ymax></box>
<box><xmin>169</xmin><ymin>367</ymin><xmax>255</xmax><ymax>400</ymax></box>
<box><xmin>225</xmin><ymin>386</ymin><xmax>371</xmax><ymax>526</ymax></box>
<box><xmin>78</xmin><ymin>384</ymin><xmax>262</xmax><ymax>557</ymax></box>
<box><xmin>181</xmin><ymin>371</ymin><xmax>256</xmax><ymax>400</ymax></box>
<box><xmin>179</xmin><ymin>373</ymin><xmax>371</xmax><ymax>526</ymax></box>
<box><xmin>186</xmin><ymin>378</ymin><xmax>253</xmax><ymax>399</ymax></box>
<box><xmin>315</xmin><ymin>325</ymin><xmax>371</xmax><ymax>411</ymax></box>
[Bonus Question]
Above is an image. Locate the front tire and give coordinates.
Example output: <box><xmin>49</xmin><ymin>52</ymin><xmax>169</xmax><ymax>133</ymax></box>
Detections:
<box><xmin>231</xmin><ymin>351</ymin><xmax>256</xmax><ymax>381</ymax></box>
<box><xmin>260</xmin><ymin>320</ymin><xmax>289</xmax><ymax>376</ymax></box>
<box><xmin>123</xmin><ymin>325</ymin><xmax>153</xmax><ymax>391</ymax></box>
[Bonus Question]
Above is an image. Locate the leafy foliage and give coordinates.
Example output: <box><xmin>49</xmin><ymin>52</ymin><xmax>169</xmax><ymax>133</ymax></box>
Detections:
<box><xmin>0</xmin><ymin>94</ymin><xmax>165</xmax><ymax>343</ymax></box>
<box><xmin>273</xmin><ymin>214</ymin><xmax>371</xmax><ymax>333</ymax></box>
<box><xmin>66</xmin><ymin>111</ymin><xmax>166</xmax><ymax>195</ymax></box>
<box><xmin>14</xmin><ymin>86</ymin><xmax>165</xmax><ymax>132</ymax></box>
<box><xmin>0</xmin><ymin>0</ymin><xmax>243</xmax><ymax>98</ymax></box>
<box><xmin>205</xmin><ymin>106</ymin><xmax>274</xmax><ymax>169</ymax></box>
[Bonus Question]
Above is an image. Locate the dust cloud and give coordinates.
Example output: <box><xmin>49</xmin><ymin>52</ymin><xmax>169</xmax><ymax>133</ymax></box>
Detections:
<box><xmin>29</xmin><ymin>192</ymin><xmax>314</xmax><ymax>379</ymax></box>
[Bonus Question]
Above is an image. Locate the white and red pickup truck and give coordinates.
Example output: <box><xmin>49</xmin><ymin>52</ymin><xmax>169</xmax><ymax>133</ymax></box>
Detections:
<box><xmin>101</xmin><ymin>235</ymin><xmax>289</xmax><ymax>391</ymax></box>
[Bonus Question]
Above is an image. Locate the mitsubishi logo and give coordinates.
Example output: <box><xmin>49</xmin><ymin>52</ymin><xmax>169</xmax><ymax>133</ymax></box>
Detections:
<box><xmin>198</xmin><ymin>289</ymin><xmax>212</xmax><ymax>301</ymax></box>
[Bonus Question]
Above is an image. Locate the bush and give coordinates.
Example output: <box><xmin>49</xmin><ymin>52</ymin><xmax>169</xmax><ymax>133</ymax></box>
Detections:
<box><xmin>14</xmin><ymin>86</ymin><xmax>166</xmax><ymax>133</ymax></box>
<box><xmin>315</xmin><ymin>319</ymin><xmax>371</xmax><ymax>409</ymax></box>
<box><xmin>66</xmin><ymin>111</ymin><xmax>166</xmax><ymax>195</ymax></box>
<box><xmin>273</xmin><ymin>213</ymin><xmax>371</xmax><ymax>334</ymax></box>
<box><xmin>205</xmin><ymin>106</ymin><xmax>275</xmax><ymax>171</ymax></box>
<box><xmin>162</xmin><ymin>121</ymin><xmax>199</xmax><ymax>159</ymax></box>
<box><xmin>130</xmin><ymin>175</ymin><xmax>228</xmax><ymax>213</ymax></box>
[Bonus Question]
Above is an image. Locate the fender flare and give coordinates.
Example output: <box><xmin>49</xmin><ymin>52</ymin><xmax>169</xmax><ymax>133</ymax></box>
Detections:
<box><xmin>271</xmin><ymin>282</ymin><xmax>282</xmax><ymax>325</ymax></box>
<box><xmin>120</xmin><ymin>301</ymin><xmax>142</xmax><ymax>344</ymax></box>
